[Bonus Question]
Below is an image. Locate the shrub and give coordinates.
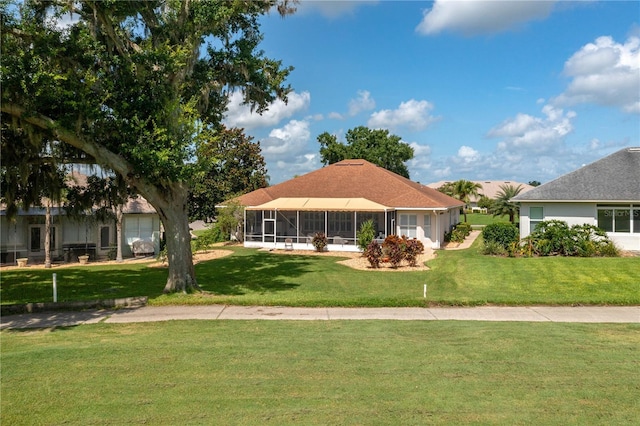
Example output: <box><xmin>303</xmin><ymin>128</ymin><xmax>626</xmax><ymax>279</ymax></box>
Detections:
<box><xmin>482</xmin><ymin>240</ymin><xmax>507</xmax><ymax>256</ymax></box>
<box><xmin>357</xmin><ymin>220</ymin><xmax>376</xmax><ymax>252</ymax></box>
<box><xmin>482</xmin><ymin>222</ymin><xmax>519</xmax><ymax>250</ymax></box>
<box><xmin>312</xmin><ymin>232</ymin><xmax>328</xmax><ymax>252</ymax></box>
<box><xmin>525</xmin><ymin>221</ymin><xmax>619</xmax><ymax>257</ymax></box>
<box><xmin>383</xmin><ymin>235</ymin><xmax>404</xmax><ymax>268</ymax></box>
<box><xmin>403</xmin><ymin>237</ymin><xmax>425</xmax><ymax>267</ymax></box>
<box><xmin>192</xmin><ymin>224</ymin><xmax>225</xmax><ymax>252</ymax></box>
<box><xmin>446</xmin><ymin>222</ymin><xmax>472</xmax><ymax>243</ymax></box>
<box><xmin>364</xmin><ymin>240</ymin><xmax>382</xmax><ymax>268</ymax></box>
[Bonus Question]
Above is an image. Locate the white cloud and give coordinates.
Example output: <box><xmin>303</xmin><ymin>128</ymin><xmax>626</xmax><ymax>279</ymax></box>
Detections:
<box><xmin>552</xmin><ymin>36</ymin><xmax>640</xmax><ymax>114</ymax></box>
<box><xmin>457</xmin><ymin>145</ymin><xmax>480</xmax><ymax>163</ymax></box>
<box><xmin>224</xmin><ymin>91</ymin><xmax>311</xmax><ymax>130</ymax></box>
<box><xmin>416</xmin><ymin>0</ymin><xmax>555</xmax><ymax>36</ymax></box>
<box><xmin>348</xmin><ymin>90</ymin><xmax>376</xmax><ymax>116</ymax></box>
<box><xmin>262</xmin><ymin>119</ymin><xmax>311</xmax><ymax>157</ymax></box>
<box><xmin>367</xmin><ymin>99</ymin><xmax>439</xmax><ymax>132</ymax></box>
<box><xmin>488</xmin><ymin>104</ymin><xmax>576</xmax><ymax>153</ymax></box>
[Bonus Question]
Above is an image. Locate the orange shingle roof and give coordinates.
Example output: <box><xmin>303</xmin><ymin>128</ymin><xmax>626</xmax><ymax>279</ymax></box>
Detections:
<box><xmin>234</xmin><ymin>160</ymin><xmax>463</xmax><ymax>209</ymax></box>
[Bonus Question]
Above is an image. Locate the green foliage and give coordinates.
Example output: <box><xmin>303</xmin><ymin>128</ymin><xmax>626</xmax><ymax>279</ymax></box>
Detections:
<box><xmin>312</xmin><ymin>232</ymin><xmax>328</xmax><ymax>252</ymax></box>
<box><xmin>523</xmin><ymin>220</ymin><xmax>619</xmax><ymax>257</ymax></box>
<box><xmin>481</xmin><ymin>240</ymin><xmax>508</xmax><ymax>256</ymax></box>
<box><xmin>438</xmin><ymin>180</ymin><xmax>482</xmax><ymax>222</ymax></box>
<box><xmin>477</xmin><ymin>195</ymin><xmax>493</xmax><ymax>210</ymax></box>
<box><xmin>192</xmin><ymin>225</ymin><xmax>225</xmax><ymax>252</ymax></box>
<box><xmin>317</xmin><ymin>126</ymin><xmax>414</xmax><ymax>178</ymax></box>
<box><xmin>189</xmin><ymin>126</ymin><xmax>268</xmax><ymax>222</ymax></box>
<box><xmin>364</xmin><ymin>240</ymin><xmax>382</xmax><ymax>268</ymax></box>
<box><xmin>215</xmin><ymin>200</ymin><xmax>245</xmax><ymax>241</ymax></box>
<box><xmin>445</xmin><ymin>222</ymin><xmax>472</xmax><ymax>243</ymax></box>
<box><xmin>2</xmin><ymin>0</ymin><xmax>295</xmax><ymax>292</ymax></box>
<box><xmin>482</xmin><ymin>222</ymin><xmax>519</xmax><ymax>250</ymax></box>
<box><xmin>356</xmin><ymin>219</ymin><xmax>376</xmax><ymax>252</ymax></box>
<box><xmin>490</xmin><ymin>184</ymin><xmax>524</xmax><ymax>223</ymax></box>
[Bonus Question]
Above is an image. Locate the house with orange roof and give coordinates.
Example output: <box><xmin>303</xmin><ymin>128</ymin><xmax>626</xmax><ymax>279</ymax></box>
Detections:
<box><xmin>229</xmin><ymin>159</ymin><xmax>464</xmax><ymax>252</ymax></box>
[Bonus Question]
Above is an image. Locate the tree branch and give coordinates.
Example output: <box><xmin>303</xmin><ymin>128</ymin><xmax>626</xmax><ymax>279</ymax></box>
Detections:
<box><xmin>2</xmin><ymin>103</ymin><xmax>133</xmax><ymax>183</ymax></box>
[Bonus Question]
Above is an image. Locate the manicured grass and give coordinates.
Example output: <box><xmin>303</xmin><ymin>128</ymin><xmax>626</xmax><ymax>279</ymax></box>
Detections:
<box><xmin>2</xmin><ymin>239</ymin><xmax>639</xmax><ymax>306</ymax></box>
<box><xmin>2</xmin><ymin>321</ymin><xmax>638</xmax><ymax>425</ymax></box>
<box><xmin>464</xmin><ymin>212</ymin><xmax>513</xmax><ymax>226</ymax></box>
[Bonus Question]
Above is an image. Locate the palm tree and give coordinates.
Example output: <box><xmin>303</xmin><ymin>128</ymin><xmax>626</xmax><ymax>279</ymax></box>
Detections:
<box><xmin>491</xmin><ymin>184</ymin><xmax>524</xmax><ymax>223</ymax></box>
<box><xmin>451</xmin><ymin>180</ymin><xmax>483</xmax><ymax>222</ymax></box>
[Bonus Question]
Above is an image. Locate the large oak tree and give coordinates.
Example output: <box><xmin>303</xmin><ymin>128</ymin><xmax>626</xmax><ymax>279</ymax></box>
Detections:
<box><xmin>1</xmin><ymin>0</ymin><xmax>294</xmax><ymax>293</ymax></box>
<box><xmin>317</xmin><ymin>126</ymin><xmax>414</xmax><ymax>178</ymax></box>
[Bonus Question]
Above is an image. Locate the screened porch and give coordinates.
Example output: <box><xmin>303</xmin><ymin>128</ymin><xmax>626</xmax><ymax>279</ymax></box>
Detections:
<box><xmin>244</xmin><ymin>198</ymin><xmax>395</xmax><ymax>252</ymax></box>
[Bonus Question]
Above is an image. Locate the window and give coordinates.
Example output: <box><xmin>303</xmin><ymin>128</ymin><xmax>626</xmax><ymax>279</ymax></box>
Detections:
<box><xmin>597</xmin><ymin>205</ymin><xmax>634</xmax><ymax>233</ymax></box>
<box><xmin>424</xmin><ymin>214</ymin><xmax>431</xmax><ymax>239</ymax></box>
<box><xmin>614</xmin><ymin>209</ymin><xmax>631</xmax><ymax>232</ymax></box>
<box><xmin>302</xmin><ymin>212</ymin><xmax>324</xmax><ymax>235</ymax></box>
<box><xmin>399</xmin><ymin>214</ymin><xmax>417</xmax><ymax>238</ymax></box>
<box><xmin>530</xmin><ymin>207</ymin><xmax>543</xmax><ymax>231</ymax></box>
<box><xmin>328</xmin><ymin>212</ymin><xmax>353</xmax><ymax>235</ymax></box>
<box><xmin>100</xmin><ymin>226</ymin><xmax>111</xmax><ymax>249</ymax></box>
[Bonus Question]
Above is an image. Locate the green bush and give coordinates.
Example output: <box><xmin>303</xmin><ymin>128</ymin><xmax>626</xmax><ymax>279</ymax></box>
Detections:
<box><xmin>481</xmin><ymin>240</ymin><xmax>507</xmax><ymax>256</ymax></box>
<box><xmin>446</xmin><ymin>222</ymin><xmax>472</xmax><ymax>243</ymax></box>
<box><xmin>482</xmin><ymin>222</ymin><xmax>519</xmax><ymax>249</ymax></box>
<box><xmin>523</xmin><ymin>221</ymin><xmax>619</xmax><ymax>258</ymax></box>
<box><xmin>192</xmin><ymin>224</ymin><xmax>225</xmax><ymax>252</ymax></box>
<box><xmin>357</xmin><ymin>220</ymin><xmax>376</xmax><ymax>252</ymax></box>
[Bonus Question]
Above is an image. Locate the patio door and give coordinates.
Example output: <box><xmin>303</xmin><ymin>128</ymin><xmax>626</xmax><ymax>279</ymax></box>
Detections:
<box><xmin>263</xmin><ymin>218</ymin><xmax>276</xmax><ymax>243</ymax></box>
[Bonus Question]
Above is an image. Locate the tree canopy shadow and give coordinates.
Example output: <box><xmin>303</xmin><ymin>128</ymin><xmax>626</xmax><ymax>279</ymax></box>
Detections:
<box><xmin>194</xmin><ymin>250</ymin><xmax>322</xmax><ymax>295</ymax></box>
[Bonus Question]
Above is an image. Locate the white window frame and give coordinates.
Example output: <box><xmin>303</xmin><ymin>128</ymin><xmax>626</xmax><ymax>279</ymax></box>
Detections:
<box><xmin>399</xmin><ymin>214</ymin><xmax>417</xmax><ymax>238</ymax></box>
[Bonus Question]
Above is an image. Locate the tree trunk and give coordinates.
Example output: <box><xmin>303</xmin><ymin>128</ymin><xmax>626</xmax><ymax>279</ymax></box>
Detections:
<box><xmin>146</xmin><ymin>182</ymin><xmax>199</xmax><ymax>294</ymax></box>
<box><xmin>114</xmin><ymin>204</ymin><xmax>124</xmax><ymax>263</ymax></box>
<box><xmin>44</xmin><ymin>203</ymin><xmax>52</xmax><ymax>268</ymax></box>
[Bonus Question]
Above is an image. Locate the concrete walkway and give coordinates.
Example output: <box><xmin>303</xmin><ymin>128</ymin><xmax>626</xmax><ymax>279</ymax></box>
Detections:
<box><xmin>1</xmin><ymin>305</ymin><xmax>638</xmax><ymax>329</ymax></box>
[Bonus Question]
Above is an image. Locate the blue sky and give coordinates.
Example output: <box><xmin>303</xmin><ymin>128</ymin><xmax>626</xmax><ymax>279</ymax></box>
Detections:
<box><xmin>223</xmin><ymin>0</ymin><xmax>640</xmax><ymax>185</ymax></box>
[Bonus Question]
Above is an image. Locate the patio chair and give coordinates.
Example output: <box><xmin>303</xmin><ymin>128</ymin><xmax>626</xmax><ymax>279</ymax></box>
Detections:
<box><xmin>284</xmin><ymin>238</ymin><xmax>293</xmax><ymax>251</ymax></box>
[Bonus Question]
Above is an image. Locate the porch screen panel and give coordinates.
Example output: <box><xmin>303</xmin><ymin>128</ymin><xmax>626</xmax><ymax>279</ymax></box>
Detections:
<box><xmin>302</xmin><ymin>212</ymin><xmax>325</xmax><ymax>236</ymax></box>
<box><xmin>277</xmin><ymin>211</ymin><xmax>298</xmax><ymax>238</ymax></box>
<box><xmin>245</xmin><ymin>211</ymin><xmax>262</xmax><ymax>241</ymax></box>
<box><xmin>634</xmin><ymin>208</ymin><xmax>640</xmax><ymax>233</ymax></box>
<box><xmin>356</xmin><ymin>212</ymin><xmax>385</xmax><ymax>238</ymax></box>
<box><xmin>328</xmin><ymin>212</ymin><xmax>353</xmax><ymax>236</ymax></box>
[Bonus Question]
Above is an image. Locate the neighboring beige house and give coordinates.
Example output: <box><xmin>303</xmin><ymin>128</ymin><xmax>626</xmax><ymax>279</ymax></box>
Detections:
<box><xmin>512</xmin><ymin>147</ymin><xmax>640</xmax><ymax>251</ymax></box>
<box><xmin>0</xmin><ymin>196</ymin><xmax>161</xmax><ymax>265</ymax></box>
<box><xmin>426</xmin><ymin>180</ymin><xmax>535</xmax><ymax>211</ymax></box>
<box><xmin>228</xmin><ymin>159</ymin><xmax>464</xmax><ymax>252</ymax></box>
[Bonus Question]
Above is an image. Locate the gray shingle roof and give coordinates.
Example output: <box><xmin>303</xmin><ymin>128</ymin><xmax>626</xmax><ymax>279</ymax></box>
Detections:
<box><xmin>512</xmin><ymin>147</ymin><xmax>640</xmax><ymax>202</ymax></box>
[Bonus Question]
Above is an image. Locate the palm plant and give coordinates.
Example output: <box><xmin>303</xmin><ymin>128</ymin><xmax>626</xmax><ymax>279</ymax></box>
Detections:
<box><xmin>491</xmin><ymin>184</ymin><xmax>524</xmax><ymax>223</ymax></box>
<box><xmin>451</xmin><ymin>180</ymin><xmax>483</xmax><ymax>222</ymax></box>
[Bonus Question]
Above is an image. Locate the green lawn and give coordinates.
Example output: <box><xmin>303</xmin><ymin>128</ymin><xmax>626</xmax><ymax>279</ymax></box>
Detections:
<box><xmin>2</xmin><ymin>321</ymin><xmax>638</xmax><ymax>425</ymax></box>
<box><xmin>2</xmin><ymin>238</ymin><xmax>639</xmax><ymax>306</ymax></box>
<box><xmin>464</xmin><ymin>212</ymin><xmax>513</xmax><ymax>226</ymax></box>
